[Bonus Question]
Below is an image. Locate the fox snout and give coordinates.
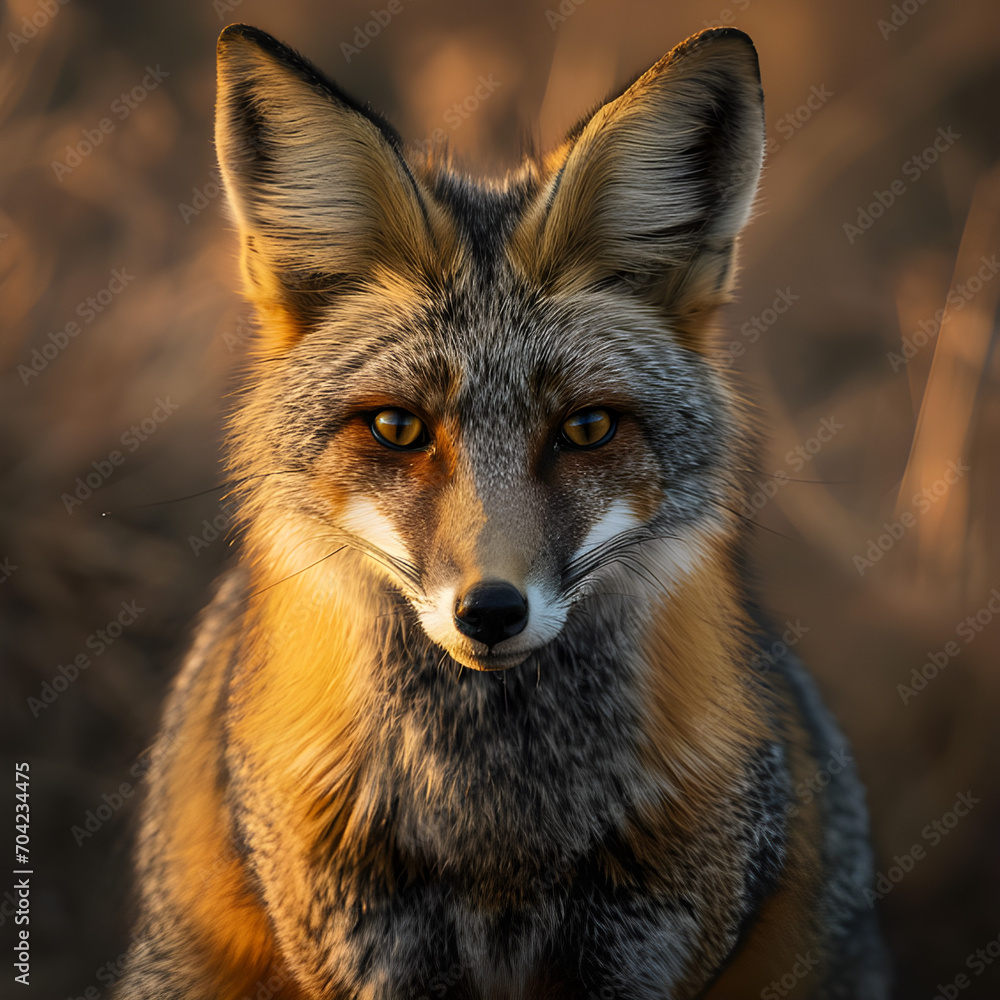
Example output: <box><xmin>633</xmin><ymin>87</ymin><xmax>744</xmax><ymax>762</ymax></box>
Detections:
<box><xmin>412</xmin><ymin>519</ymin><xmax>570</xmax><ymax>671</ymax></box>
<box><xmin>399</xmin><ymin>491</ymin><xmax>657</xmax><ymax>671</ymax></box>
<box><xmin>453</xmin><ymin>580</ymin><xmax>529</xmax><ymax>649</ymax></box>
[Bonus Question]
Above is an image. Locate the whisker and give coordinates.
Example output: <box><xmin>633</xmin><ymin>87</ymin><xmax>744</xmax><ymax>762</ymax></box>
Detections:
<box><xmin>374</xmin><ymin>607</ymin><xmax>411</xmax><ymax>621</ymax></box>
<box><xmin>361</xmin><ymin>551</ymin><xmax>421</xmax><ymax>590</ymax></box>
<box><xmin>561</xmin><ymin>525</ymin><xmax>682</xmax><ymax>589</ymax></box>
<box><xmin>703</xmin><ymin>497</ymin><xmax>800</xmax><ymax>543</ymax></box>
<box><xmin>329</xmin><ymin>530</ymin><xmax>422</xmax><ymax>591</ymax></box>
<box><xmin>247</xmin><ymin>546</ymin><xmax>347</xmax><ymax>597</ymax></box>
<box><xmin>616</xmin><ymin>553</ymin><xmax>663</xmax><ymax>592</ymax></box>
<box><xmin>100</xmin><ymin>469</ymin><xmax>304</xmax><ymax>517</ymax></box>
<box><xmin>735</xmin><ymin>467</ymin><xmax>855</xmax><ymax>486</ymax></box>
<box><xmin>570</xmin><ymin>590</ymin><xmax>642</xmax><ymax>605</ymax></box>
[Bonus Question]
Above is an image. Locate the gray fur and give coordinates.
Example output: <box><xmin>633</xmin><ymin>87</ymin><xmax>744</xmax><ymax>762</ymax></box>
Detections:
<box><xmin>114</xmin><ymin>24</ymin><xmax>889</xmax><ymax>1000</ymax></box>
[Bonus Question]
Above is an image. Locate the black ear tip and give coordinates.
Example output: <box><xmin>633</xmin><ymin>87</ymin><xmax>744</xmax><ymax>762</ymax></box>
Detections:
<box><xmin>686</xmin><ymin>25</ymin><xmax>757</xmax><ymax>51</ymax></box>
<box><xmin>218</xmin><ymin>23</ymin><xmax>281</xmax><ymax>53</ymax></box>
<box><xmin>676</xmin><ymin>26</ymin><xmax>759</xmax><ymax>67</ymax></box>
<box><xmin>218</xmin><ymin>22</ymin><xmax>256</xmax><ymax>43</ymax></box>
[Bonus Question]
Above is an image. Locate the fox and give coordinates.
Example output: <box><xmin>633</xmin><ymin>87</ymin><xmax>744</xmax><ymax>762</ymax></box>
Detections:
<box><xmin>115</xmin><ymin>23</ymin><xmax>890</xmax><ymax>1000</ymax></box>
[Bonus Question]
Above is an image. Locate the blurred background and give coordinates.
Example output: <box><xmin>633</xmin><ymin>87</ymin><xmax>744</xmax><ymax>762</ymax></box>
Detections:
<box><xmin>1</xmin><ymin>0</ymin><xmax>998</xmax><ymax>996</ymax></box>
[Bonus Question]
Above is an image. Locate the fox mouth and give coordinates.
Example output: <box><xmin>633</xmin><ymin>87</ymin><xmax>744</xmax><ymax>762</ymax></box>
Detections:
<box><xmin>448</xmin><ymin>644</ymin><xmax>533</xmax><ymax>672</ymax></box>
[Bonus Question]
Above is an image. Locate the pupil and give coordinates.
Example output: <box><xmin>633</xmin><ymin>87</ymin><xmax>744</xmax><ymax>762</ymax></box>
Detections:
<box><xmin>376</xmin><ymin>410</ymin><xmax>420</xmax><ymax>447</ymax></box>
<box><xmin>569</xmin><ymin>409</ymin><xmax>608</xmax><ymax>444</ymax></box>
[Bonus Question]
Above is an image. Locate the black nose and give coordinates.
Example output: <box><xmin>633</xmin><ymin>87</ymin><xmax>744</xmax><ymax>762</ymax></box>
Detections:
<box><xmin>454</xmin><ymin>581</ymin><xmax>528</xmax><ymax>648</ymax></box>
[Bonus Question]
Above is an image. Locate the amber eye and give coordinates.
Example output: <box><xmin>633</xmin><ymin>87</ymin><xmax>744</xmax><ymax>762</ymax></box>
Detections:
<box><xmin>371</xmin><ymin>409</ymin><xmax>428</xmax><ymax>450</ymax></box>
<box><xmin>561</xmin><ymin>408</ymin><xmax>615</xmax><ymax>449</ymax></box>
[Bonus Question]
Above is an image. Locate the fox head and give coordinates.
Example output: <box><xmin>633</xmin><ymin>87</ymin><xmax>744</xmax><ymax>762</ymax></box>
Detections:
<box><xmin>216</xmin><ymin>24</ymin><xmax>764</xmax><ymax>673</ymax></box>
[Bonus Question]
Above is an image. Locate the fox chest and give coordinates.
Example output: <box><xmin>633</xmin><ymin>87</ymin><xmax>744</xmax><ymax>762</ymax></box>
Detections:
<box><xmin>308</xmin><ymin>877</ymin><xmax>705</xmax><ymax>1000</ymax></box>
<box><xmin>259</xmin><ymin>653</ymin><xmax>781</xmax><ymax>997</ymax></box>
<box><xmin>298</xmin><ymin>739</ymin><xmax>770</xmax><ymax>999</ymax></box>
<box><xmin>296</xmin><ymin>680</ymin><xmax>715</xmax><ymax>996</ymax></box>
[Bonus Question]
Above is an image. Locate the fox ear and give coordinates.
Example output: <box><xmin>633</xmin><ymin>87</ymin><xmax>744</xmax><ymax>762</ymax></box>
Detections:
<box><xmin>215</xmin><ymin>24</ymin><xmax>443</xmax><ymax>338</ymax></box>
<box><xmin>515</xmin><ymin>28</ymin><xmax>765</xmax><ymax>339</ymax></box>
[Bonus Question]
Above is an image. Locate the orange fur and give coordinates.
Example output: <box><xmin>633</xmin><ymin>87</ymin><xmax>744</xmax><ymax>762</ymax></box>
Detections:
<box><xmin>636</xmin><ymin>543</ymin><xmax>769</xmax><ymax>821</ymax></box>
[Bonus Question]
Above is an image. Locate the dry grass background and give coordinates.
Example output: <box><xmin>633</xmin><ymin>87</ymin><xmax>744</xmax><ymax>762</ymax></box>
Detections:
<box><xmin>1</xmin><ymin>0</ymin><xmax>998</xmax><ymax>996</ymax></box>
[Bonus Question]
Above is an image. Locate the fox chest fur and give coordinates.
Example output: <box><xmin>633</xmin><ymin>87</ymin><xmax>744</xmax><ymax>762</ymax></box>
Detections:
<box><xmin>218</xmin><ymin>566</ymin><xmax>790</xmax><ymax>997</ymax></box>
<box><xmin>116</xmin><ymin>23</ymin><xmax>888</xmax><ymax>1000</ymax></box>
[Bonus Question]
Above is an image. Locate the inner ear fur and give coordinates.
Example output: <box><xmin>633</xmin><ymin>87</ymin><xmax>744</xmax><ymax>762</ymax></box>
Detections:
<box><xmin>512</xmin><ymin>28</ymin><xmax>765</xmax><ymax>336</ymax></box>
<box><xmin>215</xmin><ymin>24</ymin><xmax>454</xmax><ymax>337</ymax></box>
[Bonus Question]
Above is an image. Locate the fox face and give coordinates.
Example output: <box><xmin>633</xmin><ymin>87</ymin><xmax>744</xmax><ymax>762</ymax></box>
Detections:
<box><xmin>217</xmin><ymin>25</ymin><xmax>764</xmax><ymax>672</ymax></box>
<box><xmin>268</xmin><ymin>284</ymin><xmax>740</xmax><ymax>672</ymax></box>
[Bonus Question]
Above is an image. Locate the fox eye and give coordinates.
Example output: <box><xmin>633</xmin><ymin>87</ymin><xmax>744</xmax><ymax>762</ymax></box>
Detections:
<box><xmin>371</xmin><ymin>409</ymin><xmax>428</xmax><ymax>450</ymax></box>
<box><xmin>561</xmin><ymin>408</ymin><xmax>616</xmax><ymax>449</ymax></box>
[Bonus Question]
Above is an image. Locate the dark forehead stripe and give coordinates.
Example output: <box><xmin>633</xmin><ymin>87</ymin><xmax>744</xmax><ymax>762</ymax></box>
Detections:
<box><xmin>430</xmin><ymin>172</ymin><xmax>537</xmax><ymax>277</ymax></box>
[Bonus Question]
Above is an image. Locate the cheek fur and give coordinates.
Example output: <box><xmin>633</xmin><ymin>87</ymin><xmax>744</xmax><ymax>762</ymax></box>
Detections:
<box><xmin>338</xmin><ymin>497</ymin><xmax>413</xmax><ymax>564</ymax></box>
<box><xmin>313</xmin><ymin>423</ymin><xmax>442</xmax><ymax>554</ymax></box>
<box><xmin>548</xmin><ymin>417</ymin><xmax>665</xmax><ymax>559</ymax></box>
<box><xmin>571</xmin><ymin>500</ymin><xmax>644</xmax><ymax>562</ymax></box>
